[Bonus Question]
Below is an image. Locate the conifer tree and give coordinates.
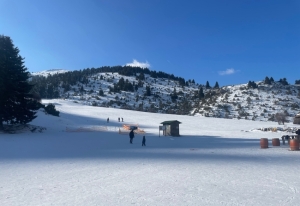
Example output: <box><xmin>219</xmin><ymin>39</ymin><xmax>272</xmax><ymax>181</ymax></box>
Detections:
<box><xmin>198</xmin><ymin>87</ymin><xmax>204</xmax><ymax>99</ymax></box>
<box><xmin>214</xmin><ymin>81</ymin><xmax>219</xmax><ymax>89</ymax></box>
<box><xmin>137</xmin><ymin>73</ymin><xmax>145</xmax><ymax>81</ymax></box>
<box><xmin>0</xmin><ymin>35</ymin><xmax>41</xmax><ymax>130</ymax></box>
<box><xmin>170</xmin><ymin>87</ymin><xmax>178</xmax><ymax>101</ymax></box>
<box><xmin>279</xmin><ymin>78</ymin><xmax>288</xmax><ymax>85</ymax></box>
<box><xmin>264</xmin><ymin>77</ymin><xmax>271</xmax><ymax>85</ymax></box>
<box><xmin>247</xmin><ymin>81</ymin><xmax>258</xmax><ymax>89</ymax></box>
<box><xmin>205</xmin><ymin>81</ymin><xmax>211</xmax><ymax>89</ymax></box>
<box><xmin>80</xmin><ymin>85</ymin><xmax>84</xmax><ymax>93</ymax></box>
<box><xmin>145</xmin><ymin>85</ymin><xmax>151</xmax><ymax>96</ymax></box>
<box><xmin>99</xmin><ymin>89</ymin><xmax>104</xmax><ymax>96</ymax></box>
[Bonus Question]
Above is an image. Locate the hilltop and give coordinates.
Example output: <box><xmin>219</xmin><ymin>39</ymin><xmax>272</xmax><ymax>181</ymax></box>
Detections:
<box><xmin>31</xmin><ymin>69</ymin><xmax>69</xmax><ymax>77</ymax></box>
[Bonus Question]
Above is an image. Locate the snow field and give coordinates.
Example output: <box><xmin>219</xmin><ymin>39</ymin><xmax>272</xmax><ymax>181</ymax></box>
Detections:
<box><xmin>0</xmin><ymin>99</ymin><xmax>300</xmax><ymax>206</ymax></box>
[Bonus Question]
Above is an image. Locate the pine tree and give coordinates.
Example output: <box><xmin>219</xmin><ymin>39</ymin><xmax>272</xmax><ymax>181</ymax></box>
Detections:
<box><xmin>0</xmin><ymin>35</ymin><xmax>41</xmax><ymax>130</ymax></box>
<box><xmin>99</xmin><ymin>89</ymin><xmax>104</xmax><ymax>96</ymax></box>
<box><xmin>205</xmin><ymin>81</ymin><xmax>211</xmax><ymax>89</ymax></box>
<box><xmin>145</xmin><ymin>85</ymin><xmax>151</xmax><ymax>96</ymax></box>
<box><xmin>279</xmin><ymin>78</ymin><xmax>288</xmax><ymax>85</ymax></box>
<box><xmin>247</xmin><ymin>81</ymin><xmax>258</xmax><ymax>89</ymax></box>
<box><xmin>198</xmin><ymin>87</ymin><xmax>204</xmax><ymax>99</ymax></box>
<box><xmin>170</xmin><ymin>87</ymin><xmax>178</xmax><ymax>101</ymax></box>
<box><xmin>264</xmin><ymin>77</ymin><xmax>271</xmax><ymax>85</ymax></box>
<box><xmin>80</xmin><ymin>85</ymin><xmax>84</xmax><ymax>93</ymax></box>
<box><xmin>214</xmin><ymin>81</ymin><xmax>219</xmax><ymax>89</ymax></box>
<box><xmin>137</xmin><ymin>73</ymin><xmax>145</xmax><ymax>81</ymax></box>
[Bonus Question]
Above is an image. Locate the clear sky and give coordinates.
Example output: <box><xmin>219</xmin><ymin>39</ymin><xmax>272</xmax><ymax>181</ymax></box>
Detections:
<box><xmin>1</xmin><ymin>0</ymin><xmax>299</xmax><ymax>86</ymax></box>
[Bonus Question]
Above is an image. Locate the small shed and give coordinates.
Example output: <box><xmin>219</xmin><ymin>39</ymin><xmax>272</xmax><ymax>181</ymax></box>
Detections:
<box><xmin>293</xmin><ymin>113</ymin><xmax>300</xmax><ymax>124</ymax></box>
<box><xmin>160</xmin><ymin>120</ymin><xmax>181</xmax><ymax>136</ymax></box>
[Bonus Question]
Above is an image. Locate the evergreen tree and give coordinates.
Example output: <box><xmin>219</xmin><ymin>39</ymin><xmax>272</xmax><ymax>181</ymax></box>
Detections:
<box><xmin>264</xmin><ymin>76</ymin><xmax>271</xmax><ymax>85</ymax></box>
<box><xmin>145</xmin><ymin>85</ymin><xmax>151</xmax><ymax>96</ymax></box>
<box><xmin>198</xmin><ymin>87</ymin><xmax>204</xmax><ymax>99</ymax></box>
<box><xmin>99</xmin><ymin>89</ymin><xmax>104</xmax><ymax>96</ymax></box>
<box><xmin>279</xmin><ymin>78</ymin><xmax>288</xmax><ymax>85</ymax></box>
<box><xmin>205</xmin><ymin>81</ymin><xmax>211</xmax><ymax>89</ymax></box>
<box><xmin>247</xmin><ymin>81</ymin><xmax>258</xmax><ymax>89</ymax></box>
<box><xmin>124</xmin><ymin>80</ymin><xmax>134</xmax><ymax>92</ymax></box>
<box><xmin>214</xmin><ymin>81</ymin><xmax>219</xmax><ymax>89</ymax></box>
<box><xmin>137</xmin><ymin>73</ymin><xmax>145</xmax><ymax>81</ymax></box>
<box><xmin>0</xmin><ymin>35</ymin><xmax>41</xmax><ymax>129</ymax></box>
<box><xmin>80</xmin><ymin>85</ymin><xmax>84</xmax><ymax>93</ymax></box>
<box><xmin>270</xmin><ymin>77</ymin><xmax>274</xmax><ymax>82</ymax></box>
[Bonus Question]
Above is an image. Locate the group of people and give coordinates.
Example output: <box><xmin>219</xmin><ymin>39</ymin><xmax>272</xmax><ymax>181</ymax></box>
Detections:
<box><xmin>281</xmin><ymin>129</ymin><xmax>300</xmax><ymax>144</ymax></box>
<box><xmin>129</xmin><ymin>129</ymin><xmax>146</xmax><ymax>146</ymax></box>
<box><xmin>106</xmin><ymin>117</ymin><xmax>146</xmax><ymax>146</ymax></box>
<box><xmin>106</xmin><ymin>117</ymin><xmax>123</xmax><ymax>123</ymax></box>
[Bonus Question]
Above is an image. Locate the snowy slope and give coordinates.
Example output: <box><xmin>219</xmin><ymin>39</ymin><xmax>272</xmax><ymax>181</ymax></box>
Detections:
<box><xmin>30</xmin><ymin>70</ymin><xmax>300</xmax><ymax>123</ymax></box>
<box><xmin>31</xmin><ymin>69</ymin><xmax>69</xmax><ymax>77</ymax></box>
<box><xmin>196</xmin><ymin>81</ymin><xmax>300</xmax><ymax>122</ymax></box>
<box><xmin>1</xmin><ymin>99</ymin><xmax>300</xmax><ymax>205</ymax></box>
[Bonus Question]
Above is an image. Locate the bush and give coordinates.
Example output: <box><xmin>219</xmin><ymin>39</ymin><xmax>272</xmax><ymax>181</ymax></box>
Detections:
<box><xmin>275</xmin><ymin>112</ymin><xmax>287</xmax><ymax>125</ymax></box>
<box><xmin>44</xmin><ymin>104</ymin><xmax>60</xmax><ymax>117</ymax></box>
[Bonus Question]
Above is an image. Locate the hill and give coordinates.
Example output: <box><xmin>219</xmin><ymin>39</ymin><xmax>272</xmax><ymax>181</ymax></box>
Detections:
<box><xmin>30</xmin><ymin>67</ymin><xmax>300</xmax><ymax>123</ymax></box>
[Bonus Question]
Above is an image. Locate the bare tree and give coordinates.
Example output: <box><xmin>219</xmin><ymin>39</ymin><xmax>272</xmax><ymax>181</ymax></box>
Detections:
<box><xmin>275</xmin><ymin>112</ymin><xmax>288</xmax><ymax>125</ymax></box>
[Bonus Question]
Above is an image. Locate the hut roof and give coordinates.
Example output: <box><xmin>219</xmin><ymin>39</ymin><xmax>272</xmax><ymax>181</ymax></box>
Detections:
<box><xmin>160</xmin><ymin>120</ymin><xmax>182</xmax><ymax>125</ymax></box>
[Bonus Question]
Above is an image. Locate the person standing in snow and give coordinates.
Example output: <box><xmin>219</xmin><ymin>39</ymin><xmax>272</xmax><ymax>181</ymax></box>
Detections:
<box><xmin>118</xmin><ymin>117</ymin><xmax>120</xmax><ymax>122</ymax></box>
<box><xmin>142</xmin><ymin>136</ymin><xmax>146</xmax><ymax>146</ymax></box>
<box><xmin>129</xmin><ymin>130</ymin><xmax>134</xmax><ymax>144</ymax></box>
<box><xmin>107</xmin><ymin>118</ymin><xmax>109</xmax><ymax>123</ymax></box>
<box><xmin>121</xmin><ymin>117</ymin><xmax>123</xmax><ymax>122</ymax></box>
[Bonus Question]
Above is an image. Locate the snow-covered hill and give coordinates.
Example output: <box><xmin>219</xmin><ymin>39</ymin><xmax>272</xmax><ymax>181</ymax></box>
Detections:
<box><xmin>62</xmin><ymin>72</ymin><xmax>199</xmax><ymax>114</ymax></box>
<box><xmin>195</xmin><ymin>81</ymin><xmax>300</xmax><ymax>122</ymax></box>
<box><xmin>62</xmin><ymin>73</ymin><xmax>300</xmax><ymax>122</ymax></box>
<box><xmin>30</xmin><ymin>69</ymin><xmax>300</xmax><ymax>123</ymax></box>
<box><xmin>31</xmin><ymin>69</ymin><xmax>69</xmax><ymax>77</ymax></box>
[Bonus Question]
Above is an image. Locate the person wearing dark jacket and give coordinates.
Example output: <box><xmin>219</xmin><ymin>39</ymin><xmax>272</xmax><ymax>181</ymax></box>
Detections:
<box><xmin>129</xmin><ymin>130</ymin><xmax>134</xmax><ymax>144</ymax></box>
<box><xmin>142</xmin><ymin>136</ymin><xmax>146</xmax><ymax>146</ymax></box>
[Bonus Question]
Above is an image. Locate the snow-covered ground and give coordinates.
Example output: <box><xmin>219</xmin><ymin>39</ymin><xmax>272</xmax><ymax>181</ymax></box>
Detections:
<box><xmin>31</xmin><ymin>69</ymin><xmax>69</xmax><ymax>77</ymax></box>
<box><xmin>1</xmin><ymin>99</ymin><xmax>300</xmax><ymax>206</ymax></box>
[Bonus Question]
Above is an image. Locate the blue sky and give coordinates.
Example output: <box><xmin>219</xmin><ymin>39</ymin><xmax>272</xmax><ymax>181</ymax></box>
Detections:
<box><xmin>1</xmin><ymin>0</ymin><xmax>299</xmax><ymax>86</ymax></box>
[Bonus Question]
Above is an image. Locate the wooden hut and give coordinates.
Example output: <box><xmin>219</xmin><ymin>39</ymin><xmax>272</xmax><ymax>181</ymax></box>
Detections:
<box><xmin>160</xmin><ymin>120</ymin><xmax>181</xmax><ymax>136</ymax></box>
<box><xmin>293</xmin><ymin>113</ymin><xmax>300</xmax><ymax>124</ymax></box>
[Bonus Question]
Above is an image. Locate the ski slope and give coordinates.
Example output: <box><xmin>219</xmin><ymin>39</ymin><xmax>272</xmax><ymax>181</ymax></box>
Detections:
<box><xmin>0</xmin><ymin>99</ymin><xmax>299</xmax><ymax>206</ymax></box>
